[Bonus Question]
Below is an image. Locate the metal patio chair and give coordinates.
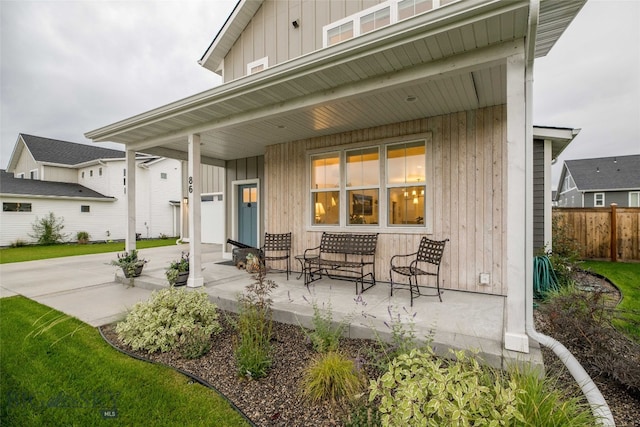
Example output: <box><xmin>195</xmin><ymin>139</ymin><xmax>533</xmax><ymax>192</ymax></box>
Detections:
<box><xmin>261</xmin><ymin>232</ymin><xmax>292</xmax><ymax>279</ymax></box>
<box><xmin>389</xmin><ymin>237</ymin><xmax>448</xmax><ymax>306</ymax></box>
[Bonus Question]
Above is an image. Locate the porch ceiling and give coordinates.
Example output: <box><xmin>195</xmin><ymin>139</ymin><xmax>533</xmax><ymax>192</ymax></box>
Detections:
<box><xmin>85</xmin><ymin>0</ymin><xmax>586</xmax><ymax>164</ymax></box>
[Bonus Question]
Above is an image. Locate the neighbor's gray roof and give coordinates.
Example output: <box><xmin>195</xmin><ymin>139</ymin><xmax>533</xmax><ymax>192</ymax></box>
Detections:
<box><xmin>21</xmin><ymin>134</ymin><xmax>124</xmax><ymax>166</ymax></box>
<box><xmin>0</xmin><ymin>170</ymin><xmax>114</xmax><ymax>200</ymax></box>
<box><xmin>565</xmin><ymin>154</ymin><xmax>640</xmax><ymax>191</ymax></box>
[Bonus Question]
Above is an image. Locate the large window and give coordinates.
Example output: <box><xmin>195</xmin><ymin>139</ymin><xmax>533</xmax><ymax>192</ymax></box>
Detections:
<box><xmin>310</xmin><ymin>136</ymin><xmax>430</xmax><ymax>230</ymax></box>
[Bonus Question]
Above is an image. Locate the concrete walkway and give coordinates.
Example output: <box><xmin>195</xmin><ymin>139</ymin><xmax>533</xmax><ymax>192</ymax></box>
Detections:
<box><xmin>0</xmin><ymin>243</ymin><xmax>542</xmax><ymax>369</ymax></box>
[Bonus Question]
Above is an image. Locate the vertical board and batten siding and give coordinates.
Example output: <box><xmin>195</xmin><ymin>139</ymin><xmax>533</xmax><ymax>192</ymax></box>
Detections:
<box><xmin>264</xmin><ymin>105</ymin><xmax>507</xmax><ymax>295</ymax></box>
<box><xmin>223</xmin><ymin>0</ymin><xmax>386</xmax><ymax>82</ymax></box>
<box><xmin>532</xmin><ymin>140</ymin><xmax>545</xmax><ymax>251</ymax></box>
<box><xmin>553</xmin><ymin>207</ymin><xmax>640</xmax><ymax>261</ymax></box>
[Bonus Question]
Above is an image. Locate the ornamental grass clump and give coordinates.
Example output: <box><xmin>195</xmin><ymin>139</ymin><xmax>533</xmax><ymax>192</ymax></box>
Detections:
<box><xmin>234</xmin><ymin>263</ymin><xmax>278</xmax><ymax>379</ymax></box>
<box><xmin>116</xmin><ymin>287</ymin><xmax>221</xmax><ymax>354</ymax></box>
<box><xmin>302</xmin><ymin>351</ymin><xmax>365</xmax><ymax>404</ymax></box>
<box><xmin>303</xmin><ymin>298</ymin><xmax>349</xmax><ymax>353</ymax></box>
<box><xmin>369</xmin><ymin>347</ymin><xmax>523</xmax><ymax>426</ymax></box>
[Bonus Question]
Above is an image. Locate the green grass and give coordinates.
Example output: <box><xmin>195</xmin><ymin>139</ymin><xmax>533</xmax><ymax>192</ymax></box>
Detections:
<box><xmin>581</xmin><ymin>260</ymin><xmax>640</xmax><ymax>341</ymax></box>
<box><xmin>0</xmin><ymin>239</ymin><xmax>178</xmax><ymax>264</ymax></box>
<box><xmin>0</xmin><ymin>296</ymin><xmax>250</xmax><ymax>426</ymax></box>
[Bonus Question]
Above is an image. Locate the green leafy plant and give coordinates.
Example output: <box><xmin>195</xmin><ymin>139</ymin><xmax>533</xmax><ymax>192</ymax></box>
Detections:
<box><xmin>301</xmin><ymin>351</ymin><xmax>364</xmax><ymax>403</ymax></box>
<box><xmin>177</xmin><ymin>324</ymin><xmax>213</xmax><ymax>359</ymax></box>
<box><xmin>76</xmin><ymin>231</ymin><xmax>90</xmax><ymax>244</ymax></box>
<box><xmin>234</xmin><ymin>264</ymin><xmax>278</xmax><ymax>379</ymax></box>
<box><xmin>115</xmin><ymin>287</ymin><xmax>221</xmax><ymax>354</ymax></box>
<box><xmin>110</xmin><ymin>249</ymin><xmax>148</xmax><ymax>286</ymax></box>
<box><xmin>303</xmin><ymin>298</ymin><xmax>348</xmax><ymax>353</ymax></box>
<box><xmin>369</xmin><ymin>347</ymin><xmax>523</xmax><ymax>426</ymax></box>
<box><xmin>166</xmin><ymin>252</ymin><xmax>189</xmax><ymax>285</ymax></box>
<box><xmin>548</xmin><ymin>216</ymin><xmax>582</xmax><ymax>287</ymax></box>
<box><xmin>9</xmin><ymin>239</ymin><xmax>28</xmax><ymax>248</ymax></box>
<box><xmin>29</xmin><ymin>212</ymin><xmax>69</xmax><ymax>245</ymax></box>
<box><xmin>343</xmin><ymin>400</ymin><xmax>382</xmax><ymax>427</ymax></box>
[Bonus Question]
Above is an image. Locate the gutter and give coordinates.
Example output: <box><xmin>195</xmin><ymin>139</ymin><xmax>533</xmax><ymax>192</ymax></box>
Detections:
<box><xmin>524</xmin><ymin>1</ymin><xmax>614</xmax><ymax>425</ymax></box>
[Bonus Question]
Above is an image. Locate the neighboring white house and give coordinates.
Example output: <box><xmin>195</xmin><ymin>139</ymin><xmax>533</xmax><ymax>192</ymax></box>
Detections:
<box><xmin>1</xmin><ymin>134</ymin><xmax>223</xmax><ymax>246</ymax></box>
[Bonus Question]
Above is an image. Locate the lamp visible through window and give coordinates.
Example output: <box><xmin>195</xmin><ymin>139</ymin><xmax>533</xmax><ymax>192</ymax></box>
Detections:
<box><xmin>315</xmin><ymin>202</ymin><xmax>326</xmax><ymax>222</ymax></box>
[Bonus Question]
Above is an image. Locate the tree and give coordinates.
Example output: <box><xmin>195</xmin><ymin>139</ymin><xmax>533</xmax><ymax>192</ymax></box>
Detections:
<box><xmin>30</xmin><ymin>212</ymin><xmax>69</xmax><ymax>245</ymax></box>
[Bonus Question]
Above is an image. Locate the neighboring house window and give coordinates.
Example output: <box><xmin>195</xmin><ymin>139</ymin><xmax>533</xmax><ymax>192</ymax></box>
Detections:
<box><xmin>247</xmin><ymin>57</ymin><xmax>268</xmax><ymax>75</ymax></box>
<box><xmin>82</xmin><ymin>171</ymin><xmax>85</xmax><ymax>178</ymax></box>
<box><xmin>81</xmin><ymin>205</ymin><xmax>90</xmax><ymax>213</ymax></box>
<box><xmin>160</xmin><ymin>172</ymin><xmax>168</xmax><ymax>180</ymax></box>
<box><xmin>99</xmin><ymin>167</ymin><xmax>103</xmax><ymax>176</ymax></box>
<box><xmin>30</xmin><ymin>169</ymin><xmax>38</xmax><ymax>180</ymax></box>
<box><xmin>3</xmin><ymin>202</ymin><xmax>32</xmax><ymax>212</ymax></box>
<box><xmin>594</xmin><ymin>193</ymin><xmax>605</xmax><ymax>207</ymax></box>
<box><xmin>16</xmin><ymin>173</ymin><xmax>24</xmax><ymax>179</ymax></box>
<box><xmin>629</xmin><ymin>192</ymin><xmax>640</xmax><ymax>207</ymax></box>
<box><xmin>90</xmin><ymin>170</ymin><xmax>93</xmax><ymax>177</ymax></box>
<box><xmin>310</xmin><ymin>136</ymin><xmax>430</xmax><ymax>229</ymax></box>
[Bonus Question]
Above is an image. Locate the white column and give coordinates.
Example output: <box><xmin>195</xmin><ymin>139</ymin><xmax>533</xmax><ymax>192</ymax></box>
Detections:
<box><xmin>187</xmin><ymin>134</ymin><xmax>203</xmax><ymax>288</ymax></box>
<box><xmin>125</xmin><ymin>149</ymin><xmax>137</xmax><ymax>252</ymax></box>
<box><xmin>504</xmin><ymin>52</ymin><xmax>529</xmax><ymax>353</ymax></box>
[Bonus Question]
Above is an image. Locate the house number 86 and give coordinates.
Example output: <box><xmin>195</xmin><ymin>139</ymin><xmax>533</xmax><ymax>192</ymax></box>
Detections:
<box><xmin>188</xmin><ymin>176</ymin><xmax>193</xmax><ymax>193</ymax></box>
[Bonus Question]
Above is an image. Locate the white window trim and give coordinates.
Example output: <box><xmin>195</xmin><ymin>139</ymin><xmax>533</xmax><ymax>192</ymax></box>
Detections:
<box><xmin>29</xmin><ymin>169</ymin><xmax>38</xmax><ymax>180</ymax></box>
<box><xmin>629</xmin><ymin>191</ymin><xmax>640</xmax><ymax>207</ymax></box>
<box><xmin>323</xmin><ymin>0</ymin><xmax>450</xmax><ymax>47</ymax></box>
<box><xmin>594</xmin><ymin>192</ymin><xmax>605</xmax><ymax>207</ymax></box>
<box><xmin>247</xmin><ymin>57</ymin><xmax>268</xmax><ymax>75</ymax></box>
<box><xmin>16</xmin><ymin>173</ymin><xmax>24</xmax><ymax>179</ymax></box>
<box><xmin>307</xmin><ymin>132</ymin><xmax>433</xmax><ymax>233</ymax></box>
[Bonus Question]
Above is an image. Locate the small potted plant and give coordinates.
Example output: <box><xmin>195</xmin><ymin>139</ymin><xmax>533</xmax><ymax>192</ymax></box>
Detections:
<box><xmin>76</xmin><ymin>231</ymin><xmax>90</xmax><ymax>244</ymax></box>
<box><xmin>166</xmin><ymin>252</ymin><xmax>189</xmax><ymax>286</ymax></box>
<box><xmin>110</xmin><ymin>249</ymin><xmax>148</xmax><ymax>279</ymax></box>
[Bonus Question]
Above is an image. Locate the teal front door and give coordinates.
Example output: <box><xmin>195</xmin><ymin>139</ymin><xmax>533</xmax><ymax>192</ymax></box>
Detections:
<box><xmin>238</xmin><ymin>184</ymin><xmax>258</xmax><ymax>247</ymax></box>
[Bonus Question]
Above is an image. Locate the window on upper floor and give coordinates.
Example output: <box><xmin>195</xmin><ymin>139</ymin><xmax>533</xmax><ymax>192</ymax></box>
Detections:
<box><xmin>90</xmin><ymin>170</ymin><xmax>93</xmax><ymax>177</ymax></box>
<box><xmin>323</xmin><ymin>0</ymin><xmax>458</xmax><ymax>47</ymax></box>
<box><xmin>30</xmin><ymin>169</ymin><xmax>38</xmax><ymax>180</ymax></box>
<box><xmin>309</xmin><ymin>135</ymin><xmax>431</xmax><ymax>230</ymax></box>
<box><xmin>160</xmin><ymin>172</ymin><xmax>168</xmax><ymax>180</ymax></box>
<box><xmin>3</xmin><ymin>202</ymin><xmax>32</xmax><ymax>212</ymax></box>
<box><xmin>629</xmin><ymin>192</ymin><xmax>639</xmax><ymax>207</ymax></box>
<box><xmin>16</xmin><ymin>173</ymin><xmax>24</xmax><ymax>179</ymax></box>
<box><xmin>99</xmin><ymin>167</ymin><xmax>103</xmax><ymax>176</ymax></box>
<box><xmin>247</xmin><ymin>57</ymin><xmax>268</xmax><ymax>75</ymax></box>
<box><xmin>81</xmin><ymin>205</ymin><xmax>90</xmax><ymax>213</ymax></box>
<box><xmin>594</xmin><ymin>193</ymin><xmax>605</xmax><ymax>207</ymax></box>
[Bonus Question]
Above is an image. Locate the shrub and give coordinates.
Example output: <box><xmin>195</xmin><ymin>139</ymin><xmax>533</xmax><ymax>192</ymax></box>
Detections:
<box><xmin>369</xmin><ymin>347</ymin><xmax>523</xmax><ymax>426</ymax></box>
<box><xmin>29</xmin><ymin>212</ymin><xmax>69</xmax><ymax>245</ymax></box>
<box><xmin>177</xmin><ymin>324</ymin><xmax>213</xmax><ymax>359</ymax></box>
<box><xmin>541</xmin><ymin>285</ymin><xmax>640</xmax><ymax>392</ymax></box>
<box><xmin>344</xmin><ymin>401</ymin><xmax>382</xmax><ymax>427</ymax></box>
<box><xmin>116</xmin><ymin>288</ymin><xmax>221</xmax><ymax>354</ymax></box>
<box><xmin>548</xmin><ymin>216</ymin><xmax>582</xmax><ymax>287</ymax></box>
<box><xmin>302</xmin><ymin>352</ymin><xmax>364</xmax><ymax>403</ymax></box>
<box><xmin>303</xmin><ymin>299</ymin><xmax>348</xmax><ymax>353</ymax></box>
<box><xmin>234</xmin><ymin>266</ymin><xmax>277</xmax><ymax>379</ymax></box>
<box><xmin>10</xmin><ymin>239</ymin><xmax>28</xmax><ymax>248</ymax></box>
<box><xmin>509</xmin><ymin>364</ymin><xmax>596</xmax><ymax>426</ymax></box>
<box><xmin>76</xmin><ymin>231</ymin><xmax>90</xmax><ymax>244</ymax></box>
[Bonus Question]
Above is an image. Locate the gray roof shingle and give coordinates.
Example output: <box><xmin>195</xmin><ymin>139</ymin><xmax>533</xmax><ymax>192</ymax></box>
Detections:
<box><xmin>565</xmin><ymin>154</ymin><xmax>640</xmax><ymax>191</ymax></box>
<box><xmin>0</xmin><ymin>170</ymin><xmax>114</xmax><ymax>199</ymax></box>
<box><xmin>20</xmin><ymin>134</ymin><xmax>124</xmax><ymax>165</ymax></box>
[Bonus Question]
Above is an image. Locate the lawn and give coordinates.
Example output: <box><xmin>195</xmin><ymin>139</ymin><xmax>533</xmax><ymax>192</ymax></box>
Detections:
<box><xmin>0</xmin><ymin>296</ymin><xmax>250</xmax><ymax>426</ymax></box>
<box><xmin>0</xmin><ymin>239</ymin><xmax>178</xmax><ymax>264</ymax></box>
<box><xmin>581</xmin><ymin>260</ymin><xmax>640</xmax><ymax>341</ymax></box>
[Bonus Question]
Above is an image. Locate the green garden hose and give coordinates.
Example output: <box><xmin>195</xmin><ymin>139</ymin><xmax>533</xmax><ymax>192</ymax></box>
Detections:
<box><xmin>533</xmin><ymin>255</ymin><xmax>559</xmax><ymax>299</ymax></box>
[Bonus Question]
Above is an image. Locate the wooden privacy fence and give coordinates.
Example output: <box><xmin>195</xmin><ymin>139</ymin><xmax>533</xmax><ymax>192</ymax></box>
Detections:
<box><xmin>553</xmin><ymin>205</ymin><xmax>640</xmax><ymax>261</ymax></box>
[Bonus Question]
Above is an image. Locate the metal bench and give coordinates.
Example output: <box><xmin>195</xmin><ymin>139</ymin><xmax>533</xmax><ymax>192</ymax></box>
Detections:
<box><xmin>303</xmin><ymin>232</ymin><xmax>378</xmax><ymax>294</ymax></box>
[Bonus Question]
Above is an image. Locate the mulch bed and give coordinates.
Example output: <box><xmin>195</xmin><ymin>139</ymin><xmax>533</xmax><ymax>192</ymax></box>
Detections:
<box><xmin>100</xmin><ymin>270</ymin><xmax>640</xmax><ymax>426</ymax></box>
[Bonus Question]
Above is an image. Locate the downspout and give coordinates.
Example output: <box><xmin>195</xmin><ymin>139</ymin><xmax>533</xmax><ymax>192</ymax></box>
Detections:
<box><xmin>524</xmin><ymin>1</ymin><xmax>615</xmax><ymax>425</ymax></box>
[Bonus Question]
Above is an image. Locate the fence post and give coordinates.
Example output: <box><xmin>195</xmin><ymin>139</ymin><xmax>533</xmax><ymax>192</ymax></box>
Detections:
<box><xmin>610</xmin><ymin>203</ymin><xmax>618</xmax><ymax>262</ymax></box>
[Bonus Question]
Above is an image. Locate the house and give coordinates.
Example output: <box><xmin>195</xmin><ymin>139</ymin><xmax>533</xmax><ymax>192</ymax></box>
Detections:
<box><xmin>1</xmin><ymin>134</ymin><xmax>196</xmax><ymax>246</ymax></box>
<box><xmin>85</xmin><ymin>0</ymin><xmax>586</xmax><ymax>355</ymax></box>
<box><xmin>555</xmin><ymin>154</ymin><xmax>640</xmax><ymax>208</ymax></box>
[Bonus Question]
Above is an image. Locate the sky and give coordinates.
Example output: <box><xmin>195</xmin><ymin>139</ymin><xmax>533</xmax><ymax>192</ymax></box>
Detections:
<box><xmin>1</xmin><ymin>0</ymin><xmax>638</xmax><ymax>187</ymax></box>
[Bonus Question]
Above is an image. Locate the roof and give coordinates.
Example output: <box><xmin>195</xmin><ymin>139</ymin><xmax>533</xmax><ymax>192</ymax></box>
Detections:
<box><xmin>564</xmin><ymin>154</ymin><xmax>640</xmax><ymax>192</ymax></box>
<box><xmin>0</xmin><ymin>170</ymin><xmax>114</xmax><ymax>200</ymax></box>
<box><xmin>86</xmin><ymin>0</ymin><xmax>586</xmax><ymax>163</ymax></box>
<box><xmin>532</xmin><ymin>126</ymin><xmax>580</xmax><ymax>160</ymax></box>
<box><xmin>20</xmin><ymin>134</ymin><xmax>124</xmax><ymax>166</ymax></box>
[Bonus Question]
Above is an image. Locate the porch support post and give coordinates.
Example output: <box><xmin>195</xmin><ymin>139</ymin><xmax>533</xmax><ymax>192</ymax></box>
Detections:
<box><xmin>504</xmin><ymin>52</ymin><xmax>529</xmax><ymax>353</ymax></box>
<box><xmin>187</xmin><ymin>134</ymin><xmax>204</xmax><ymax>288</ymax></box>
<box><xmin>125</xmin><ymin>149</ymin><xmax>137</xmax><ymax>252</ymax></box>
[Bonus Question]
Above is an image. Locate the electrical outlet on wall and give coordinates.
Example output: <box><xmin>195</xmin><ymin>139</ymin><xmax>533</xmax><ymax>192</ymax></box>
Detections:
<box><xmin>479</xmin><ymin>273</ymin><xmax>490</xmax><ymax>285</ymax></box>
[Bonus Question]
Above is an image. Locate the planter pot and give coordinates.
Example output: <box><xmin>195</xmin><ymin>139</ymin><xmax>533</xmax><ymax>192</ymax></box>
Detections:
<box><xmin>122</xmin><ymin>263</ymin><xmax>144</xmax><ymax>278</ymax></box>
<box><xmin>172</xmin><ymin>271</ymin><xmax>189</xmax><ymax>287</ymax></box>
